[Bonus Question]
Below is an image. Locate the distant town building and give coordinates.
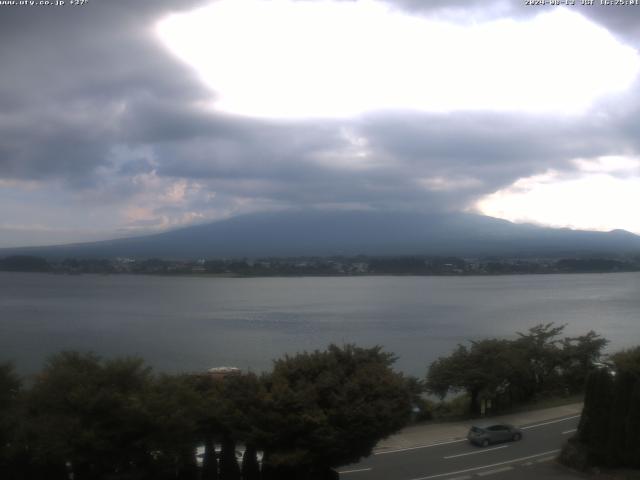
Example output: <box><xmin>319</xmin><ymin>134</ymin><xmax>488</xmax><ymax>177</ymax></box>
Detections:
<box><xmin>206</xmin><ymin>366</ymin><xmax>242</xmax><ymax>380</ymax></box>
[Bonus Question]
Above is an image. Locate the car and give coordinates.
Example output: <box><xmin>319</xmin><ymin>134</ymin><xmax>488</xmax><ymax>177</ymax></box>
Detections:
<box><xmin>467</xmin><ymin>423</ymin><xmax>523</xmax><ymax>447</ymax></box>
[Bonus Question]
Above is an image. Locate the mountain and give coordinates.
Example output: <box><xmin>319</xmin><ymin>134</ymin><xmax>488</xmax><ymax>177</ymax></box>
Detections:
<box><xmin>2</xmin><ymin>210</ymin><xmax>640</xmax><ymax>259</ymax></box>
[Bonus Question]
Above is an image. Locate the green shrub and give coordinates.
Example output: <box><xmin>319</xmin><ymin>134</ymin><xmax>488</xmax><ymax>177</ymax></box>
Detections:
<box><xmin>559</xmin><ymin>437</ymin><xmax>589</xmax><ymax>471</ymax></box>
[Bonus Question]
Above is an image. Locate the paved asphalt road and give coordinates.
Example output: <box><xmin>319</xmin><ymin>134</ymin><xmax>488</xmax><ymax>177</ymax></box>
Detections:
<box><xmin>338</xmin><ymin>414</ymin><xmax>581</xmax><ymax>480</ymax></box>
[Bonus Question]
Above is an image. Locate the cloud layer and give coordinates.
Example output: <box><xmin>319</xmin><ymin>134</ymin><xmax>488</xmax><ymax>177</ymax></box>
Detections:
<box><xmin>2</xmin><ymin>0</ymin><xmax>640</xmax><ymax>246</ymax></box>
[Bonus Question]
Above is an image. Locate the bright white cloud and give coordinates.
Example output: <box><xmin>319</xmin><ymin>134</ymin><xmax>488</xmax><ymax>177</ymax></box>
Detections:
<box><xmin>156</xmin><ymin>0</ymin><xmax>640</xmax><ymax>118</ymax></box>
<box><xmin>572</xmin><ymin>155</ymin><xmax>640</xmax><ymax>174</ymax></box>
<box><xmin>476</xmin><ymin>156</ymin><xmax>640</xmax><ymax>234</ymax></box>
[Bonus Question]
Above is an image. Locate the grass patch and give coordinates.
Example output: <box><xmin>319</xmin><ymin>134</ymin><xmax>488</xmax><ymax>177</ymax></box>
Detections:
<box><xmin>492</xmin><ymin>393</ymin><xmax>584</xmax><ymax>416</ymax></box>
<box><xmin>411</xmin><ymin>392</ymin><xmax>584</xmax><ymax>425</ymax></box>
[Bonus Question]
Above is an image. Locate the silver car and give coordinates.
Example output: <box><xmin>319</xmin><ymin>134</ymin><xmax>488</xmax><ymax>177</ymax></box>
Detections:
<box><xmin>467</xmin><ymin>423</ymin><xmax>522</xmax><ymax>447</ymax></box>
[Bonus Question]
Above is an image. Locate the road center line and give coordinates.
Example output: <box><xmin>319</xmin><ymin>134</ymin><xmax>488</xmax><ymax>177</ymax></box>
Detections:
<box><xmin>562</xmin><ymin>429</ymin><xmax>577</xmax><ymax>435</ymax></box>
<box><xmin>444</xmin><ymin>445</ymin><xmax>509</xmax><ymax>459</ymax></box>
<box><xmin>375</xmin><ymin>439</ymin><xmax>466</xmax><ymax>455</ymax></box>
<box><xmin>339</xmin><ymin>467</ymin><xmax>372</xmax><ymax>474</ymax></box>
<box><xmin>476</xmin><ymin>466</ymin><xmax>514</xmax><ymax>476</ymax></box>
<box><xmin>408</xmin><ymin>449</ymin><xmax>560</xmax><ymax>480</ymax></box>
<box><xmin>521</xmin><ymin>415</ymin><xmax>580</xmax><ymax>430</ymax></box>
<box><xmin>534</xmin><ymin>456</ymin><xmax>557</xmax><ymax>463</ymax></box>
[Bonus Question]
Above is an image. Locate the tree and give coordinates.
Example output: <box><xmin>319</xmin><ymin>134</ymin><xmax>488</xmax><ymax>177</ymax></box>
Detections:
<box><xmin>426</xmin><ymin>339</ymin><xmax>518</xmax><ymax>415</ymax></box>
<box><xmin>577</xmin><ymin>367</ymin><xmax>614</xmax><ymax>464</ymax></box>
<box><xmin>201</xmin><ymin>436</ymin><xmax>219</xmax><ymax>480</ymax></box>
<box><xmin>0</xmin><ymin>363</ymin><xmax>22</xmax><ymax>478</ymax></box>
<box><xmin>188</xmin><ymin>371</ymin><xmax>265</xmax><ymax>480</ymax></box>
<box><xmin>216</xmin><ymin>373</ymin><xmax>265</xmax><ymax>479</ymax></box>
<box><xmin>21</xmin><ymin>352</ymin><xmax>209</xmax><ymax>480</ymax></box>
<box><xmin>559</xmin><ymin>331</ymin><xmax>608</xmax><ymax>393</ymax></box>
<box><xmin>426</xmin><ymin>324</ymin><xmax>604</xmax><ymax>415</ymax></box>
<box><xmin>623</xmin><ymin>379</ymin><xmax>640</xmax><ymax>466</ymax></box>
<box><xmin>609</xmin><ymin>346</ymin><xmax>640</xmax><ymax>467</ymax></box>
<box><xmin>241</xmin><ymin>444</ymin><xmax>260</xmax><ymax>480</ymax></box>
<box><xmin>257</xmin><ymin>344</ymin><xmax>411</xmax><ymax>479</ymax></box>
<box><xmin>404</xmin><ymin>376</ymin><xmax>432</xmax><ymax>421</ymax></box>
<box><xmin>0</xmin><ymin>255</ymin><xmax>50</xmax><ymax>272</ymax></box>
<box><xmin>143</xmin><ymin>374</ymin><xmax>203</xmax><ymax>480</ymax></box>
<box><xmin>610</xmin><ymin>346</ymin><xmax>640</xmax><ymax>376</ymax></box>
<box><xmin>218</xmin><ymin>436</ymin><xmax>241</xmax><ymax>480</ymax></box>
<box><xmin>24</xmin><ymin>352</ymin><xmax>153</xmax><ymax>479</ymax></box>
<box><xmin>217</xmin><ymin>372</ymin><xmax>266</xmax><ymax>445</ymax></box>
<box><xmin>568</xmin><ymin>345</ymin><xmax>640</xmax><ymax>470</ymax></box>
<box><xmin>425</xmin><ymin>344</ymin><xmax>468</xmax><ymax>399</ymax></box>
<box><xmin>186</xmin><ymin>374</ymin><xmax>223</xmax><ymax>480</ymax></box>
<box><xmin>514</xmin><ymin>323</ymin><xmax>565</xmax><ymax>397</ymax></box>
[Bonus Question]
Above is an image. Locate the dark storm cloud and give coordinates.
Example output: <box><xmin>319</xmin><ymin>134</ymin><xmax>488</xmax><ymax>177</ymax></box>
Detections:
<box><xmin>359</xmin><ymin>107</ymin><xmax>638</xmax><ymax>187</ymax></box>
<box><xmin>0</xmin><ymin>0</ymin><xmax>209</xmax><ymax>183</ymax></box>
<box><xmin>0</xmin><ymin>0</ymin><xmax>355</xmax><ymax>194</ymax></box>
<box><xmin>2</xmin><ymin>0</ymin><xmax>640</xmax><ymax>245</ymax></box>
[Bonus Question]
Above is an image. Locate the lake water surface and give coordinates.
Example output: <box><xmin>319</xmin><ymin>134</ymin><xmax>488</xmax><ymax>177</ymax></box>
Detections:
<box><xmin>1</xmin><ymin>272</ymin><xmax>639</xmax><ymax>376</ymax></box>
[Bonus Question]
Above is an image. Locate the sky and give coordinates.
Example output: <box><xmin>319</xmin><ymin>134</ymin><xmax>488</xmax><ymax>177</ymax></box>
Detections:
<box><xmin>2</xmin><ymin>0</ymin><xmax>640</xmax><ymax>247</ymax></box>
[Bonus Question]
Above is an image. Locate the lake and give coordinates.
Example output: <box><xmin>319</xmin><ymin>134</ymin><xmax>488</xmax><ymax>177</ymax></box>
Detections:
<box><xmin>1</xmin><ymin>271</ymin><xmax>639</xmax><ymax>377</ymax></box>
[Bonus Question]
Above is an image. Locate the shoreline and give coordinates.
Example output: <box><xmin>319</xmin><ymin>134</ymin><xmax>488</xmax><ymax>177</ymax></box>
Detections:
<box><xmin>3</xmin><ymin>269</ymin><xmax>639</xmax><ymax>279</ymax></box>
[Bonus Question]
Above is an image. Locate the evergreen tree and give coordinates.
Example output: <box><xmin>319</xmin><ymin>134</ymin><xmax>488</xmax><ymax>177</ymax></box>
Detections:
<box><xmin>605</xmin><ymin>370</ymin><xmax>635</xmax><ymax>465</ymax></box>
<box><xmin>573</xmin><ymin>347</ymin><xmax>640</xmax><ymax>469</ymax></box>
<box><xmin>201</xmin><ymin>436</ymin><xmax>219</xmax><ymax>480</ymax></box>
<box><xmin>219</xmin><ymin>435</ymin><xmax>241</xmax><ymax>480</ymax></box>
<box><xmin>241</xmin><ymin>444</ymin><xmax>261</xmax><ymax>480</ymax></box>
<box><xmin>612</xmin><ymin>347</ymin><xmax>640</xmax><ymax>468</ymax></box>
<box><xmin>0</xmin><ymin>363</ymin><xmax>22</xmax><ymax>479</ymax></box>
<box><xmin>623</xmin><ymin>380</ymin><xmax>640</xmax><ymax>467</ymax></box>
<box><xmin>577</xmin><ymin>367</ymin><xmax>614</xmax><ymax>463</ymax></box>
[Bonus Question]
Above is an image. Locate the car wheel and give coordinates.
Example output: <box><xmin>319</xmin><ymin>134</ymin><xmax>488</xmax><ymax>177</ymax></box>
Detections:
<box><xmin>481</xmin><ymin>439</ymin><xmax>489</xmax><ymax>447</ymax></box>
<box><xmin>512</xmin><ymin>433</ymin><xmax>521</xmax><ymax>441</ymax></box>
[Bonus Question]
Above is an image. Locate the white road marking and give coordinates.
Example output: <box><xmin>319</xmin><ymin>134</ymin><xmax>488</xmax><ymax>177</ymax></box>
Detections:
<box><xmin>521</xmin><ymin>415</ymin><xmax>580</xmax><ymax>430</ymax></box>
<box><xmin>444</xmin><ymin>445</ymin><xmax>509</xmax><ymax>459</ymax></box>
<box><xmin>562</xmin><ymin>429</ymin><xmax>577</xmax><ymax>435</ymax></box>
<box><xmin>534</xmin><ymin>456</ymin><xmax>556</xmax><ymax>463</ymax></box>
<box><xmin>375</xmin><ymin>439</ymin><xmax>466</xmax><ymax>455</ymax></box>
<box><xmin>338</xmin><ymin>467</ymin><xmax>372</xmax><ymax>474</ymax></box>
<box><xmin>408</xmin><ymin>449</ymin><xmax>561</xmax><ymax>480</ymax></box>
<box><xmin>476</xmin><ymin>466</ymin><xmax>514</xmax><ymax>476</ymax></box>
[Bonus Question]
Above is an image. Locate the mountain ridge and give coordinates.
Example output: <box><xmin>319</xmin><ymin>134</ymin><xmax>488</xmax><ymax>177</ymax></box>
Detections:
<box><xmin>2</xmin><ymin>210</ymin><xmax>640</xmax><ymax>259</ymax></box>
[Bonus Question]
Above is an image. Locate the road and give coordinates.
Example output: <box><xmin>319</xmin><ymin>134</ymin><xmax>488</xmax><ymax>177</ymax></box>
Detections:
<box><xmin>338</xmin><ymin>415</ymin><xmax>581</xmax><ymax>480</ymax></box>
